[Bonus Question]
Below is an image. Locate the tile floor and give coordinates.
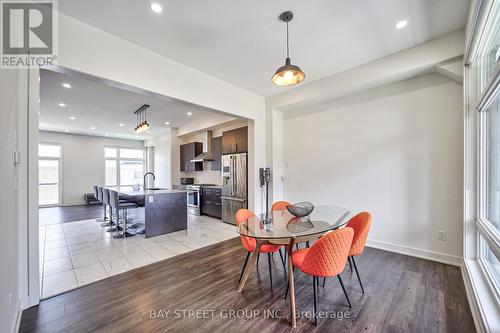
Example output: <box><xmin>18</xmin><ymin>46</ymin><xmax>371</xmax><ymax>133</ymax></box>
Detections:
<box><xmin>39</xmin><ymin>215</ymin><xmax>238</xmax><ymax>299</ymax></box>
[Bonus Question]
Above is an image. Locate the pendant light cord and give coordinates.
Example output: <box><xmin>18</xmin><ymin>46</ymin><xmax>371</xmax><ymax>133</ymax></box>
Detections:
<box><xmin>286</xmin><ymin>21</ymin><xmax>290</xmax><ymax>58</ymax></box>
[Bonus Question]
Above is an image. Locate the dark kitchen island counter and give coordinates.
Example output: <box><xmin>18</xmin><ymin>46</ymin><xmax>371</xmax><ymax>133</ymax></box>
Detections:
<box><xmin>108</xmin><ymin>186</ymin><xmax>187</xmax><ymax>238</ymax></box>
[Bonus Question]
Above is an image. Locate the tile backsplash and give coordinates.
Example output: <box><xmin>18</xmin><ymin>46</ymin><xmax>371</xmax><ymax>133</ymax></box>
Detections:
<box><xmin>179</xmin><ymin>162</ymin><xmax>222</xmax><ymax>185</ymax></box>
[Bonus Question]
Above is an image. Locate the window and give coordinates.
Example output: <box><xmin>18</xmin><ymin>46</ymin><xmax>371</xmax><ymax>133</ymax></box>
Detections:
<box><xmin>104</xmin><ymin>147</ymin><xmax>144</xmax><ymax>187</ymax></box>
<box><xmin>464</xmin><ymin>1</ymin><xmax>500</xmax><ymax>327</ymax></box>
<box><xmin>479</xmin><ymin>7</ymin><xmax>500</xmax><ymax>91</ymax></box>
<box><xmin>483</xmin><ymin>238</ymin><xmax>500</xmax><ymax>288</ymax></box>
<box><xmin>475</xmin><ymin>0</ymin><xmax>500</xmax><ymax>308</ymax></box>
<box><xmin>39</xmin><ymin>143</ymin><xmax>61</xmax><ymax>206</ymax></box>
<box><xmin>105</xmin><ymin>160</ymin><xmax>117</xmax><ymax>186</ymax></box>
<box><xmin>483</xmin><ymin>93</ymin><xmax>500</xmax><ymax>235</ymax></box>
<box><xmin>119</xmin><ymin>160</ymin><xmax>143</xmax><ymax>185</ymax></box>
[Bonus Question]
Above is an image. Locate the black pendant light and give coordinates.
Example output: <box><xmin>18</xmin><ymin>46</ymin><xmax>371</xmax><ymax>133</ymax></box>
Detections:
<box><xmin>134</xmin><ymin>104</ymin><xmax>150</xmax><ymax>133</ymax></box>
<box><xmin>271</xmin><ymin>11</ymin><xmax>305</xmax><ymax>86</ymax></box>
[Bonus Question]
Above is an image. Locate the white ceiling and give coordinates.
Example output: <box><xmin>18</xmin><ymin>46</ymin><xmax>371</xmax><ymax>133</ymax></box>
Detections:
<box><xmin>58</xmin><ymin>0</ymin><xmax>469</xmax><ymax>97</ymax></box>
<box><xmin>39</xmin><ymin>69</ymin><xmax>236</xmax><ymax>140</ymax></box>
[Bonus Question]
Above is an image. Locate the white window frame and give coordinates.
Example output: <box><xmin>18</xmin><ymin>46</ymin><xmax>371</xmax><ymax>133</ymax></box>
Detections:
<box><xmin>103</xmin><ymin>145</ymin><xmax>145</xmax><ymax>187</ymax></box>
<box><xmin>38</xmin><ymin>142</ymin><xmax>62</xmax><ymax>207</ymax></box>
<box><xmin>464</xmin><ymin>1</ymin><xmax>500</xmax><ymax>331</ymax></box>
<box><xmin>476</xmin><ymin>17</ymin><xmax>500</xmax><ymax>310</ymax></box>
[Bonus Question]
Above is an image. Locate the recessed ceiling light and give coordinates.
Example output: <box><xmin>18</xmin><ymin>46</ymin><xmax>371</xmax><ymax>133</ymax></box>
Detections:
<box><xmin>62</xmin><ymin>83</ymin><xmax>72</xmax><ymax>89</ymax></box>
<box><xmin>119</xmin><ymin>123</ymin><xmax>124</xmax><ymax>127</ymax></box>
<box><xmin>58</xmin><ymin>103</ymin><xmax>66</xmax><ymax>107</ymax></box>
<box><xmin>105</xmin><ymin>134</ymin><xmax>109</xmax><ymax>137</ymax></box>
<box><xmin>64</xmin><ymin>129</ymin><xmax>69</xmax><ymax>133</ymax></box>
<box><xmin>187</xmin><ymin>112</ymin><xmax>192</xmax><ymax>116</ymax></box>
<box><xmin>69</xmin><ymin>116</ymin><xmax>76</xmax><ymax>120</ymax></box>
<box><xmin>395</xmin><ymin>20</ymin><xmax>408</xmax><ymax>29</ymax></box>
<box><xmin>146</xmin><ymin>130</ymin><xmax>151</xmax><ymax>133</ymax></box>
<box><xmin>150</xmin><ymin>2</ymin><xmax>162</xmax><ymax>13</ymax></box>
<box><xmin>91</xmin><ymin>126</ymin><xmax>96</xmax><ymax>130</ymax></box>
<box><xmin>164</xmin><ymin>121</ymin><xmax>170</xmax><ymax>125</ymax></box>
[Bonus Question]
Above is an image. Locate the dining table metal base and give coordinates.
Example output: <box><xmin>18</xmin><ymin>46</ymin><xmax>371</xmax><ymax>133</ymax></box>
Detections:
<box><xmin>236</xmin><ymin>235</ymin><xmax>321</xmax><ymax>328</ymax></box>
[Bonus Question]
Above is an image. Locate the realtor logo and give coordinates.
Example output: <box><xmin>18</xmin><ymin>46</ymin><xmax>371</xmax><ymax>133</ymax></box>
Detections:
<box><xmin>1</xmin><ymin>0</ymin><xmax>58</xmax><ymax>68</ymax></box>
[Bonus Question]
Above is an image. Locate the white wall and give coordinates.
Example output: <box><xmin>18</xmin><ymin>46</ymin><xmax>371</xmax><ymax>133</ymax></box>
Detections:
<box><xmin>282</xmin><ymin>73</ymin><xmax>463</xmax><ymax>263</ymax></box>
<box><xmin>0</xmin><ymin>69</ymin><xmax>21</xmax><ymax>332</ymax></box>
<box><xmin>39</xmin><ymin>131</ymin><xmax>144</xmax><ymax>205</ymax></box>
<box><xmin>146</xmin><ymin>129</ymin><xmax>173</xmax><ymax>189</ymax></box>
<box><xmin>266</xmin><ymin>31</ymin><xmax>466</xmax><ymax>206</ymax></box>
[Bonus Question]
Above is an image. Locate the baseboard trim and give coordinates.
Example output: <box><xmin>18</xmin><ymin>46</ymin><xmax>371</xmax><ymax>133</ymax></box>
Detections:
<box><xmin>11</xmin><ymin>299</ymin><xmax>22</xmax><ymax>333</ymax></box>
<box><xmin>366</xmin><ymin>239</ymin><xmax>462</xmax><ymax>266</ymax></box>
<box><xmin>62</xmin><ymin>201</ymin><xmax>87</xmax><ymax>206</ymax></box>
<box><xmin>461</xmin><ymin>259</ymin><xmax>487</xmax><ymax>333</ymax></box>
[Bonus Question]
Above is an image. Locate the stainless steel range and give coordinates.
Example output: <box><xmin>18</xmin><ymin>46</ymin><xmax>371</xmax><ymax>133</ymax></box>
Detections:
<box><xmin>186</xmin><ymin>184</ymin><xmax>217</xmax><ymax>216</ymax></box>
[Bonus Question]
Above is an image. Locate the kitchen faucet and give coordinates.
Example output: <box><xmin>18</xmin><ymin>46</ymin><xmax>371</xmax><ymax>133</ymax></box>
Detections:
<box><xmin>144</xmin><ymin>172</ymin><xmax>156</xmax><ymax>189</ymax></box>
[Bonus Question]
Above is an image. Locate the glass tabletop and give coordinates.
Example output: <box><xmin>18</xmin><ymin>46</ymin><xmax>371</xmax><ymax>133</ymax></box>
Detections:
<box><xmin>237</xmin><ymin>206</ymin><xmax>353</xmax><ymax>240</ymax></box>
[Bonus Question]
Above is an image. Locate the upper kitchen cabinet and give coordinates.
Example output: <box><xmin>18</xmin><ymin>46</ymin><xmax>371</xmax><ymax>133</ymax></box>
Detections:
<box><xmin>222</xmin><ymin>126</ymin><xmax>248</xmax><ymax>154</ymax></box>
<box><xmin>210</xmin><ymin>136</ymin><xmax>222</xmax><ymax>171</ymax></box>
<box><xmin>180</xmin><ymin>142</ymin><xmax>203</xmax><ymax>172</ymax></box>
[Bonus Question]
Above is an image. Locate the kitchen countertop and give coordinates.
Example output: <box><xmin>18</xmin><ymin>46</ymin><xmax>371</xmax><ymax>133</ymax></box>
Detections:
<box><xmin>106</xmin><ymin>186</ymin><xmax>187</xmax><ymax>197</ymax></box>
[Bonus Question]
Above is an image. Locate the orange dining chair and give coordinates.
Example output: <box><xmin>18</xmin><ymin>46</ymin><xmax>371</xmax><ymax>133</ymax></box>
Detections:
<box><xmin>235</xmin><ymin>209</ymin><xmax>286</xmax><ymax>291</ymax></box>
<box><xmin>271</xmin><ymin>201</ymin><xmax>291</xmax><ymax>212</ymax></box>
<box><xmin>285</xmin><ymin>227</ymin><xmax>354</xmax><ymax>325</ymax></box>
<box><xmin>322</xmin><ymin>212</ymin><xmax>372</xmax><ymax>293</ymax></box>
<box><xmin>345</xmin><ymin>212</ymin><xmax>372</xmax><ymax>294</ymax></box>
<box><xmin>272</xmin><ymin>201</ymin><xmax>310</xmax><ymax>249</ymax></box>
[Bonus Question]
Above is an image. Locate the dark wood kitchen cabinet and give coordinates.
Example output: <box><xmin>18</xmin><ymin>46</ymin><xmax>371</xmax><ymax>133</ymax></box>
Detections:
<box><xmin>210</xmin><ymin>136</ymin><xmax>222</xmax><ymax>171</ymax></box>
<box><xmin>222</xmin><ymin>126</ymin><xmax>248</xmax><ymax>154</ymax></box>
<box><xmin>180</xmin><ymin>142</ymin><xmax>203</xmax><ymax>172</ymax></box>
<box><xmin>202</xmin><ymin>187</ymin><xmax>222</xmax><ymax>219</ymax></box>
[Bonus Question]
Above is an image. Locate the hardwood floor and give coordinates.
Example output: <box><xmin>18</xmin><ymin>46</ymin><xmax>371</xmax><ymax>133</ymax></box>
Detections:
<box><xmin>39</xmin><ymin>205</ymin><xmax>104</xmax><ymax>225</ymax></box>
<box><xmin>20</xmin><ymin>238</ymin><xmax>476</xmax><ymax>332</ymax></box>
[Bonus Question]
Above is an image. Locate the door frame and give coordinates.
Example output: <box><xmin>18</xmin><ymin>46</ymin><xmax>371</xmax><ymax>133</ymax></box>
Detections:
<box><xmin>20</xmin><ymin>68</ymin><xmax>40</xmax><ymax>308</ymax></box>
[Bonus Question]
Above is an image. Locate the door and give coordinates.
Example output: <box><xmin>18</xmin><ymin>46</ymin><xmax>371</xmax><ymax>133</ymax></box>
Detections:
<box><xmin>210</xmin><ymin>136</ymin><xmax>222</xmax><ymax>171</ymax></box>
<box><xmin>233</xmin><ymin>153</ymin><xmax>247</xmax><ymax>199</ymax></box>
<box><xmin>38</xmin><ymin>143</ymin><xmax>62</xmax><ymax>206</ymax></box>
<box><xmin>222</xmin><ymin>197</ymin><xmax>247</xmax><ymax>224</ymax></box>
<box><xmin>39</xmin><ymin>159</ymin><xmax>60</xmax><ymax>206</ymax></box>
<box><xmin>180</xmin><ymin>144</ymin><xmax>186</xmax><ymax>171</ymax></box>
<box><xmin>222</xmin><ymin>155</ymin><xmax>233</xmax><ymax>196</ymax></box>
<box><xmin>187</xmin><ymin>189</ymin><xmax>199</xmax><ymax>207</ymax></box>
<box><xmin>222</xmin><ymin>126</ymin><xmax>248</xmax><ymax>154</ymax></box>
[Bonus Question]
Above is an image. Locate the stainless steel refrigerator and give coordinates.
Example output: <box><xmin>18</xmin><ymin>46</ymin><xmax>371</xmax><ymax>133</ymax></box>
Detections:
<box><xmin>221</xmin><ymin>153</ymin><xmax>247</xmax><ymax>224</ymax></box>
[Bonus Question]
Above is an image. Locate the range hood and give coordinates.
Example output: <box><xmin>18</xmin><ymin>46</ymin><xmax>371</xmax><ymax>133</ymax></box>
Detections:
<box><xmin>190</xmin><ymin>130</ymin><xmax>214</xmax><ymax>162</ymax></box>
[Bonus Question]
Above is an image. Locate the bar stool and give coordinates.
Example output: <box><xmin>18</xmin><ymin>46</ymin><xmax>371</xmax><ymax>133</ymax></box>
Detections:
<box><xmin>102</xmin><ymin>188</ymin><xmax>120</xmax><ymax>232</ymax></box>
<box><xmin>98</xmin><ymin>187</ymin><xmax>116</xmax><ymax>228</ymax></box>
<box><xmin>94</xmin><ymin>186</ymin><xmax>106</xmax><ymax>223</ymax></box>
<box><xmin>109</xmin><ymin>189</ymin><xmax>138</xmax><ymax>238</ymax></box>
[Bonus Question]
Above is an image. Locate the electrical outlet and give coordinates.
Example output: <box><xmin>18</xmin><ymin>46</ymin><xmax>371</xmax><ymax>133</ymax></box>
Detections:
<box><xmin>148</xmin><ymin>196</ymin><xmax>154</xmax><ymax>203</ymax></box>
<box><xmin>438</xmin><ymin>231</ymin><xmax>448</xmax><ymax>241</ymax></box>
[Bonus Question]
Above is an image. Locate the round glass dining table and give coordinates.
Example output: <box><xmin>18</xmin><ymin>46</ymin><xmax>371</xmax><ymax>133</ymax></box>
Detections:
<box><xmin>236</xmin><ymin>206</ymin><xmax>353</xmax><ymax>328</ymax></box>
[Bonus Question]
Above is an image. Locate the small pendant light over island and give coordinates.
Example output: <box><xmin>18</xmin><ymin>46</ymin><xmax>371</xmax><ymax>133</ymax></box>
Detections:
<box><xmin>134</xmin><ymin>104</ymin><xmax>150</xmax><ymax>133</ymax></box>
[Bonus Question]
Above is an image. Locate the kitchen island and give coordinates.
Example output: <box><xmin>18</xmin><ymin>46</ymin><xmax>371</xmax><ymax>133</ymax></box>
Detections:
<box><xmin>111</xmin><ymin>187</ymin><xmax>187</xmax><ymax>238</ymax></box>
